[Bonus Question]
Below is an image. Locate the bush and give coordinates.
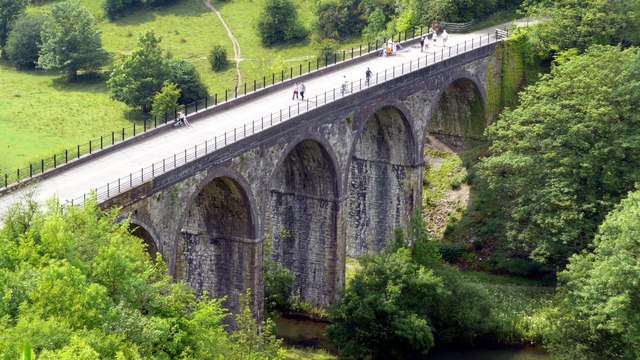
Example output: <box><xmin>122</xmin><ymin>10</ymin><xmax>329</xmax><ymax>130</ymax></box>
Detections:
<box><xmin>5</xmin><ymin>13</ymin><xmax>45</xmax><ymax>69</ymax></box>
<box><xmin>102</xmin><ymin>0</ymin><xmax>137</xmax><ymax>19</ymax></box>
<box><xmin>257</xmin><ymin>0</ymin><xmax>307</xmax><ymax>46</ymax></box>
<box><xmin>438</xmin><ymin>242</ymin><xmax>467</xmax><ymax>263</ymax></box>
<box><xmin>209</xmin><ymin>44</ymin><xmax>228</xmax><ymax>71</ymax></box>
<box><xmin>166</xmin><ymin>58</ymin><xmax>208</xmax><ymax>104</ymax></box>
<box><xmin>151</xmin><ymin>82</ymin><xmax>179</xmax><ymax>117</ymax></box>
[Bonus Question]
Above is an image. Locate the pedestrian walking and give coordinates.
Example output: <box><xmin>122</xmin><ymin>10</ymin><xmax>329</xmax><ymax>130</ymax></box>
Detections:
<box><xmin>432</xmin><ymin>32</ymin><xmax>438</xmax><ymax>46</ymax></box>
<box><xmin>442</xmin><ymin>29</ymin><xmax>448</xmax><ymax>47</ymax></box>
<box><xmin>298</xmin><ymin>82</ymin><xmax>306</xmax><ymax>100</ymax></box>
<box><xmin>292</xmin><ymin>82</ymin><xmax>299</xmax><ymax>100</ymax></box>
<box><xmin>365</xmin><ymin>67</ymin><xmax>372</xmax><ymax>86</ymax></box>
<box><xmin>420</xmin><ymin>36</ymin><xmax>425</xmax><ymax>52</ymax></box>
<box><xmin>423</xmin><ymin>38</ymin><xmax>430</xmax><ymax>52</ymax></box>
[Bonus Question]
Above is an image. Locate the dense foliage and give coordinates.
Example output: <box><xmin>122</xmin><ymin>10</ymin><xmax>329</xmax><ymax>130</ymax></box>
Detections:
<box><xmin>209</xmin><ymin>44</ymin><xmax>229</xmax><ymax>72</ymax></box>
<box><xmin>108</xmin><ymin>31</ymin><xmax>208</xmax><ymax>112</ymax></box>
<box><xmin>0</xmin><ymin>0</ymin><xmax>27</xmax><ymax>50</ymax></box>
<box><xmin>102</xmin><ymin>0</ymin><xmax>179</xmax><ymax>20</ymax></box>
<box><xmin>478</xmin><ymin>45</ymin><xmax>640</xmax><ymax>266</ymax></box>
<box><xmin>37</xmin><ymin>1</ymin><xmax>107</xmax><ymax>78</ymax></box>
<box><xmin>0</xmin><ymin>196</ymin><xmax>284</xmax><ymax>359</ymax></box>
<box><xmin>5</xmin><ymin>13</ymin><xmax>45</xmax><ymax>68</ymax></box>
<box><xmin>526</xmin><ymin>0</ymin><xmax>640</xmax><ymax>52</ymax></box>
<box><xmin>257</xmin><ymin>0</ymin><xmax>307</xmax><ymax>46</ymax></box>
<box><xmin>151</xmin><ymin>82</ymin><xmax>180</xmax><ymax>117</ymax></box>
<box><xmin>263</xmin><ymin>235</ymin><xmax>296</xmax><ymax>317</ymax></box>
<box><xmin>327</xmin><ymin>214</ymin><xmax>495</xmax><ymax>359</ymax></box>
<box><xmin>547</xmin><ymin>190</ymin><xmax>640</xmax><ymax>359</ymax></box>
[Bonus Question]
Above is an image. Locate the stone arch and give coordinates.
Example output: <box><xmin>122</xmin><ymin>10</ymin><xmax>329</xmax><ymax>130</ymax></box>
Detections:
<box><xmin>128</xmin><ymin>219</ymin><xmax>161</xmax><ymax>261</ymax></box>
<box><xmin>175</xmin><ymin>168</ymin><xmax>261</xmax><ymax>316</ymax></box>
<box><xmin>345</xmin><ymin>105</ymin><xmax>418</xmax><ymax>256</ymax></box>
<box><xmin>267</xmin><ymin>138</ymin><xmax>340</xmax><ymax>307</ymax></box>
<box><xmin>425</xmin><ymin>72</ymin><xmax>487</xmax><ymax>149</ymax></box>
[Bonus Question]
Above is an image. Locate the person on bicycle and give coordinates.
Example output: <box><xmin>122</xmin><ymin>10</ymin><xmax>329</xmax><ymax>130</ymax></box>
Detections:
<box><xmin>365</xmin><ymin>67</ymin><xmax>372</xmax><ymax>86</ymax></box>
<box><xmin>341</xmin><ymin>75</ymin><xmax>348</xmax><ymax>95</ymax></box>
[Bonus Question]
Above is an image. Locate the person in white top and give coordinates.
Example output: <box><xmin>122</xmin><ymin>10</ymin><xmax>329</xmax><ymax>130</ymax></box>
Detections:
<box><xmin>442</xmin><ymin>29</ymin><xmax>449</xmax><ymax>46</ymax></box>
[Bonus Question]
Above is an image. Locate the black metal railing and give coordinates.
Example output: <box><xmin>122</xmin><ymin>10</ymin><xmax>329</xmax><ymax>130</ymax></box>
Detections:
<box><xmin>64</xmin><ymin>29</ymin><xmax>510</xmax><ymax>206</ymax></box>
<box><xmin>2</xmin><ymin>24</ymin><xmax>447</xmax><ymax>192</ymax></box>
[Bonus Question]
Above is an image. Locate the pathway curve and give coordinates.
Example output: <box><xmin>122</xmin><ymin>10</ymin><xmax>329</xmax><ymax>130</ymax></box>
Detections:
<box><xmin>203</xmin><ymin>0</ymin><xmax>242</xmax><ymax>87</ymax></box>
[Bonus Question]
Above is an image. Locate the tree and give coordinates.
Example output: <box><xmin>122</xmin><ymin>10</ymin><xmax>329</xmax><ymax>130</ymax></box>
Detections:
<box><xmin>478</xmin><ymin>45</ymin><xmax>640</xmax><ymax>266</ymax></box>
<box><xmin>151</xmin><ymin>82</ymin><xmax>179</xmax><ymax>117</ymax></box>
<box><xmin>38</xmin><ymin>1</ymin><xmax>107</xmax><ymax>78</ymax></box>
<box><xmin>547</xmin><ymin>189</ymin><xmax>640</xmax><ymax>359</ymax></box>
<box><xmin>103</xmin><ymin>0</ymin><xmax>138</xmax><ymax>20</ymax></box>
<box><xmin>5</xmin><ymin>13</ymin><xmax>46</xmax><ymax>69</ymax></box>
<box><xmin>526</xmin><ymin>0</ymin><xmax>640</xmax><ymax>51</ymax></box>
<box><xmin>108</xmin><ymin>30</ymin><xmax>168</xmax><ymax>112</ymax></box>
<box><xmin>0</xmin><ymin>0</ymin><xmax>27</xmax><ymax>51</ymax></box>
<box><xmin>0</xmin><ymin>195</ymin><xmax>285</xmax><ymax>359</ymax></box>
<box><xmin>327</xmin><ymin>248</ymin><xmax>442</xmax><ymax>359</ymax></box>
<box><xmin>257</xmin><ymin>0</ymin><xmax>306</xmax><ymax>46</ymax></box>
<box><xmin>328</xmin><ymin>214</ymin><xmax>496</xmax><ymax>359</ymax></box>
<box><xmin>209</xmin><ymin>44</ymin><xmax>228</xmax><ymax>71</ymax></box>
<box><xmin>166</xmin><ymin>58</ymin><xmax>209</xmax><ymax>104</ymax></box>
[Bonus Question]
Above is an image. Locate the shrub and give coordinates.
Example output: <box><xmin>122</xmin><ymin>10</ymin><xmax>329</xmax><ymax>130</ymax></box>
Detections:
<box><xmin>5</xmin><ymin>13</ymin><xmax>46</xmax><ymax>69</ymax></box>
<box><xmin>209</xmin><ymin>44</ymin><xmax>228</xmax><ymax>71</ymax></box>
<box><xmin>151</xmin><ymin>82</ymin><xmax>179</xmax><ymax>117</ymax></box>
<box><xmin>438</xmin><ymin>242</ymin><xmax>467</xmax><ymax>263</ymax></box>
<box><xmin>102</xmin><ymin>0</ymin><xmax>137</xmax><ymax>20</ymax></box>
<box><xmin>166</xmin><ymin>58</ymin><xmax>208</xmax><ymax>104</ymax></box>
<box><xmin>257</xmin><ymin>0</ymin><xmax>307</xmax><ymax>46</ymax></box>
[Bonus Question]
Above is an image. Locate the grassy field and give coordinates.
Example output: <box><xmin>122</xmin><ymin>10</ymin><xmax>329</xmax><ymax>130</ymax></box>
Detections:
<box><xmin>2</xmin><ymin>0</ymin><xmax>365</xmax><ymax>176</ymax></box>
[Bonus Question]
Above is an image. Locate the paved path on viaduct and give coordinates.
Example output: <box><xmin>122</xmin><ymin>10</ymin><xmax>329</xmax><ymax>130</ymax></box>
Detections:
<box><xmin>0</xmin><ymin>21</ymin><xmax>524</xmax><ymax>213</ymax></box>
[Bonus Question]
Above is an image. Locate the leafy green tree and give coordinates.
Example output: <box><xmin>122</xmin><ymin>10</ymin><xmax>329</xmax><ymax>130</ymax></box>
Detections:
<box><xmin>257</xmin><ymin>0</ymin><xmax>306</xmax><ymax>46</ymax></box>
<box><xmin>0</xmin><ymin>195</ymin><xmax>285</xmax><ymax>359</ymax></box>
<box><xmin>526</xmin><ymin>0</ymin><xmax>640</xmax><ymax>51</ymax></box>
<box><xmin>5</xmin><ymin>13</ymin><xmax>46</xmax><ymax>69</ymax></box>
<box><xmin>37</xmin><ymin>1</ymin><xmax>107</xmax><ymax>78</ymax></box>
<box><xmin>0</xmin><ymin>0</ymin><xmax>27</xmax><ymax>51</ymax></box>
<box><xmin>479</xmin><ymin>45</ymin><xmax>640</xmax><ymax>267</ymax></box>
<box><xmin>108</xmin><ymin>30</ymin><xmax>168</xmax><ymax>112</ymax></box>
<box><xmin>362</xmin><ymin>8</ymin><xmax>387</xmax><ymax>41</ymax></box>
<box><xmin>151</xmin><ymin>82</ymin><xmax>179</xmax><ymax>117</ymax></box>
<box><xmin>166</xmin><ymin>58</ymin><xmax>209</xmax><ymax>104</ymax></box>
<box><xmin>547</xmin><ymin>189</ymin><xmax>640</xmax><ymax>359</ymax></box>
<box><xmin>315</xmin><ymin>0</ymin><xmax>367</xmax><ymax>40</ymax></box>
<box><xmin>209</xmin><ymin>44</ymin><xmax>228</xmax><ymax>71</ymax></box>
<box><xmin>327</xmin><ymin>247</ymin><xmax>442</xmax><ymax>359</ymax></box>
<box><xmin>103</xmin><ymin>0</ymin><xmax>138</xmax><ymax>20</ymax></box>
<box><xmin>263</xmin><ymin>234</ymin><xmax>295</xmax><ymax>316</ymax></box>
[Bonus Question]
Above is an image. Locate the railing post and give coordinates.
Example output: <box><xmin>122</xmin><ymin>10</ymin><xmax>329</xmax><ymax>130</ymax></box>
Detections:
<box><xmin>205</xmin><ymin>96</ymin><xmax>208</xmax><ymax>108</ymax></box>
<box><xmin>89</xmin><ymin>141</ymin><xmax>92</xmax><ymax>154</ymax></box>
<box><xmin>143</xmin><ymin>119</ymin><xmax>146</xmax><ymax>132</ymax></box>
<box><xmin>215</xmin><ymin>93</ymin><xmax>218</xmax><ymax>106</ymax></box>
<box><xmin>225</xmin><ymin>89</ymin><xmax>228</xmax><ymax>102</ymax></box>
<box><xmin>244</xmin><ymin>83</ymin><xmax>247</xmax><ymax>95</ymax></box>
<box><xmin>359</xmin><ymin>44</ymin><xmax>362</xmax><ymax>56</ymax></box>
<box><xmin>122</xmin><ymin>128</ymin><xmax>125</xmax><ymax>141</ymax></box>
<box><xmin>29</xmin><ymin>164</ymin><xmax>32</xmax><ymax>178</ymax></box>
<box><xmin>195</xmin><ymin>99</ymin><xmax>198</xmax><ymax>112</ymax></box>
<box><xmin>54</xmin><ymin>154</ymin><xmax>56</xmax><ymax>168</ymax></box>
<box><xmin>375</xmin><ymin>39</ymin><xmax>378</xmax><ymax>50</ymax></box>
<box><xmin>133</xmin><ymin>124</ymin><xmax>136</xmax><ymax>136</ymax></box>
<box><xmin>281</xmin><ymin>69</ymin><xmax>284</xmax><ymax>82</ymax></box>
<box><xmin>263</xmin><ymin>76</ymin><xmax>266</xmax><ymax>88</ymax></box>
<box><xmin>334</xmin><ymin>53</ymin><xmax>337</xmax><ymax>64</ymax></box>
<box><xmin>41</xmin><ymin>159</ymin><xmax>43</xmax><ymax>174</ymax></box>
<box><xmin>100</xmin><ymin>136</ymin><xmax>103</xmax><ymax>149</ymax></box>
<box><xmin>299</xmin><ymin>63</ymin><xmax>302</xmax><ymax>76</ymax></box>
<box><xmin>272</xmin><ymin>73</ymin><xmax>275</xmax><ymax>85</ymax></box>
<box><xmin>65</xmin><ymin>149</ymin><xmax>68</xmax><ymax>163</ymax></box>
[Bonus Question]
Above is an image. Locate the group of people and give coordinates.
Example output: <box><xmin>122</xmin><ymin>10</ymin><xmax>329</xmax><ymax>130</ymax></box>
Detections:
<box><xmin>292</xmin><ymin>82</ymin><xmax>307</xmax><ymax>100</ymax></box>
<box><xmin>383</xmin><ymin>39</ymin><xmax>404</xmax><ymax>56</ymax></box>
<box><xmin>420</xmin><ymin>29</ymin><xmax>448</xmax><ymax>52</ymax></box>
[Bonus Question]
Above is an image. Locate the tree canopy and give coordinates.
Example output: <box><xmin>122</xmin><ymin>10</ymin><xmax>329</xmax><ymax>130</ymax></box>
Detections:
<box><xmin>526</xmin><ymin>0</ymin><xmax>640</xmax><ymax>51</ymax></box>
<box><xmin>5</xmin><ymin>13</ymin><xmax>45</xmax><ymax>68</ymax></box>
<box><xmin>547</xmin><ymin>189</ymin><xmax>640</xmax><ymax>359</ymax></box>
<box><xmin>257</xmin><ymin>0</ymin><xmax>306</xmax><ymax>46</ymax></box>
<box><xmin>108</xmin><ymin>31</ymin><xmax>208</xmax><ymax>112</ymax></box>
<box><xmin>0</xmin><ymin>0</ymin><xmax>27</xmax><ymax>50</ymax></box>
<box><xmin>0</xmin><ymin>196</ymin><xmax>284</xmax><ymax>359</ymax></box>
<box><xmin>478</xmin><ymin>45</ymin><xmax>640</xmax><ymax>266</ymax></box>
<box><xmin>37</xmin><ymin>1</ymin><xmax>107</xmax><ymax>78</ymax></box>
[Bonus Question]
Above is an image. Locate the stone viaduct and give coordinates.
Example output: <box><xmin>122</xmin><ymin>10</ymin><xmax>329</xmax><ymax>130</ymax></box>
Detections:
<box><xmin>104</xmin><ymin>41</ymin><xmax>519</xmax><ymax>317</ymax></box>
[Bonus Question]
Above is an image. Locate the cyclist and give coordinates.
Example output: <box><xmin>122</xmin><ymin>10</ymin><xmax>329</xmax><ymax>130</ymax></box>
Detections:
<box><xmin>341</xmin><ymin>75</ymin><xmax>348</xmax><ymax>95</ymax></box>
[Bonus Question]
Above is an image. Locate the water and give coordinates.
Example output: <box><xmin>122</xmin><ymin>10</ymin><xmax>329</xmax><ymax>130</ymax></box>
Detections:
<box><xmin>276</xmin><ymin>316</ymin><xmax>550</xmax><ymax>359</ymax></box>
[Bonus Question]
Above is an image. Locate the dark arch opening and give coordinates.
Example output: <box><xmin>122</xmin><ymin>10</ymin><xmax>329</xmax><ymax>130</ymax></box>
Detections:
<box><xmin>130</xmin><ymin>224</ymin><xmax>159</xmax><ymax>261</ymax></box>
<box><xmin>179</xmin><ymin>176</ymin><xmax>256</xmax><ymax>308</ymax></box>
<box><xmin>269</xmin><ymin>140</ymin><xmax>338</xmax><ymax>306</ymax></box>
<box><xmin>429</xmin><ymin>78</ymin><xmax>486</xmax><ymax>147</ymax></box>
<box><xmin>347</xmin><ymin>106</ymin><xmax>416</xmax><ymax>256</ymax></box>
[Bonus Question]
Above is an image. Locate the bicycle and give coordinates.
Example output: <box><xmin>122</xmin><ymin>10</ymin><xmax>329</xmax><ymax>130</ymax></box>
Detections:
<box><xmin>340</xmin><ymin>82</ymin><xmax>348</xmax><ymax>96</ymax></box>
